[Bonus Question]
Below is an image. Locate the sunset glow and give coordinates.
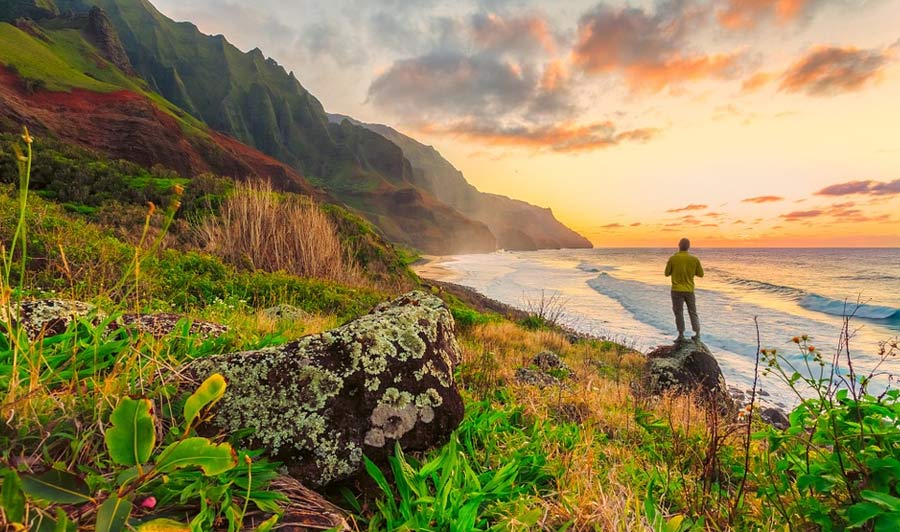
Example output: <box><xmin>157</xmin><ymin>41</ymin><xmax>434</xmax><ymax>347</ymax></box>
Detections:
<box><xmin>152</xmin><ymin>0</ymin><xmax>900</xmax><ymax>246</ymax></box>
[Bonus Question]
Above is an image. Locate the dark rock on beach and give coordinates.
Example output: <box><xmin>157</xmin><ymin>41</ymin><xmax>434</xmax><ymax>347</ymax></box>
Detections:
<box><xmin>643</xmin><ymin>340</ymin><xmax>733</xmax><ymax>409</ymax></box>
<box><xmin>184</xmin><ymin>291</ymin><xmax>465</xmax><ymax>487</ymax></box>
<box><xmin>760</xmin><ymin>407</ymin><xmax>790</xmax><ymax>430</ymax></box>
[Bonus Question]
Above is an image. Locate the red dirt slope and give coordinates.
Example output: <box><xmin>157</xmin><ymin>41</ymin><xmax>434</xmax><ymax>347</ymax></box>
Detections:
<box><xmin>0</xmin><ymin>66</ymin><xmax>315</xmax><ymax>195</ymax></box>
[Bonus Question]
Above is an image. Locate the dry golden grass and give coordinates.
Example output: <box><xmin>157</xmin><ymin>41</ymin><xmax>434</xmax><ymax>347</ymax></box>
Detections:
<box><xmin>457</xmin><ymin>321</ymin><xmax>725</xmax><ymax>531</ymax></box>
<box><xmin>196</xmin><ymin>181</ymin><xmax>361</xmax><ymax>283</ymax></box>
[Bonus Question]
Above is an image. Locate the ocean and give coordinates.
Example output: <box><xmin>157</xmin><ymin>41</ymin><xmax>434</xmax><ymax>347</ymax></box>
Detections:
<box><xmin>422</xmin><ymin>248</ymin><xmax>900</xmax><ymax>408</ymax></box>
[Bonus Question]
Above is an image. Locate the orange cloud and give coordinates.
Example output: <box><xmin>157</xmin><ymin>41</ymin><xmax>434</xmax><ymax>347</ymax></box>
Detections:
<box><xmin>781</xmin><ymin>209</ymin><xmax>824</xmax><ymax>221</ymax></box>
<box><xmin>816</xmin><ymin>178</ymin><xmax>900</xmax><ymax>196</ymax></box>
<box><xmin>472</xmin><ymin>12</ymin><xmax>557</xmax><ymax>54</ymax></box>
<box><xmin>741</xmin><ymin>71</ymin><xmax>775</xmax><ymax>92</ymax></box>
<box><xmin>421</xmin><ymin>120</ymin><xmax>661</xmax><ymax>152</ymax></box>
<box><xmin>667</xmin><ymin>204</ymin><xmax>708</xmax><ymax>213</ymax></box>
<box><xmin>571</xmin><ymin>4</ymin><xmax>742</xmax><ymax>92</ymax></box>
<box><xmin>780</xmin><ymin>46</ymin><xmax>891</xmax><ymax>96</ymax></box>
<box><xmin>621</xmin><ymin>54</ymin><xmax>742</xmax><ymax>93</ymax></box>
<box><xmin>717</xmin><ymin>0</ymin><xmax>817</xmax><ymax>30</ymax></box>
<box><xmin>540</xmin><ymin>60</ymin><xmax>568</xmax><ymax>92</ymax></box>
<box><xmin>742</xmin><ymin>195</ymin><xmax>784</xmax><ymax>203</ymax></box>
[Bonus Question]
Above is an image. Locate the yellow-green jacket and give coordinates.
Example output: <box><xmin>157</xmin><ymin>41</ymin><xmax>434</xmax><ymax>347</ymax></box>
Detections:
<box><xmin>665</xmin><ymin>251</ymin><xmax>704</xmax><ymax>292</ymax></box>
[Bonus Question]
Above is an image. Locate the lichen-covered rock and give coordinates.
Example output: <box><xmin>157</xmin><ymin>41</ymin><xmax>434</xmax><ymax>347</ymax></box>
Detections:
<box><xmin>532</xmin><ymin>351</ymin><xmax>572</xmax><ymax>376</ymax></box>
<box><xmin>261</xmin><ymin>304</ymin><xmax>309</xmax><ymax>322</ymax></box>
<box><xmin>185</xmin><ymin>291</ymin><xmax>464</xmax><ymax>487</ymax></box>
<box><xmin>515</xmin><ymin>367</ymin><xmax>561</xmax><ymax>388</ymax></box>
<box><xmin>0</xmin><ymin>299</ymin><xmax>103</xmax><ymax>339</ymax></box>
<box><xmin>114</xmin><ymin>313</ymin><xmax>228</xmax><ymax>339</ymax></box>
<box><xmin>643</xmin><ymin>340</ymin><xmax>732</xmax><ymax>409</ymax></box>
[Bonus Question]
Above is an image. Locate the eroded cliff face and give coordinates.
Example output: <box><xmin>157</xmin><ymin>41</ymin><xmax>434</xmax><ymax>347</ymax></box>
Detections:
<box><xmin>186</xmin><ymin>291</ymin><xmax>465</xmax><ymax>486</ymax></box>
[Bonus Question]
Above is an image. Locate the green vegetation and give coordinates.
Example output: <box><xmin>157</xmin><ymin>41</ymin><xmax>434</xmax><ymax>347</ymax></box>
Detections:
<box><xmin>2</xmin><ymin>131</ymin><xmax>899</xmax><ymax>532</ymax></box>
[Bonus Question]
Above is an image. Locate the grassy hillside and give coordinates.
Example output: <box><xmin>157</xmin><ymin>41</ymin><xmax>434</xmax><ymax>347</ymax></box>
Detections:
<box><xmin>2</xmin><ymin>135</ymin><xmax>899</xmax><ymax>531</ymax></box>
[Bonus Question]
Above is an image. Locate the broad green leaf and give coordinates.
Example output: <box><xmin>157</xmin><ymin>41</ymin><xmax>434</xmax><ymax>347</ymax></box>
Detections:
<box><xmin>135</xmin><ymin>518</ymin><xmax>191</xmax><ymax>532</ymax></box>
<box><xmin>20</xmin><ymin>470</ymin><xmax>92</xmax><ymax>504</ymax></box>
<box><xmin>847</xmin><ymin>502</ymin><xmax>883</xmax><ymax>527</ymax></box>
<box><xmin>156</xmin><ymin>437</ymin><xmax>237</xmax><ymax>476</ymax></box>
<box><xmin>862</xmin><ymin>490</ymin><xmax>900</xmax><ymax>512</ymax></box>
<box><xmin>1</xmin><ymin>469</ymin><xmax>25</xmax><ymax>523</ymax></box>
<box><xmin>95</xmin><ymin>496</ymin><xmax>133</xmax><ymax>532</ymax></box>
<box><xmin>105</xmin><ymin>397</ymin><xmax>156</xmax><ymax>466</ymax></box>
<box><xmin>183</xmin><ymin>374</ymin><xmax>227</xmax><ymax>429</ymax></box>
<box><xmin>875</xmin><ymin>512</ymin><xmax>900</xmax><ymax>532</ymax></box>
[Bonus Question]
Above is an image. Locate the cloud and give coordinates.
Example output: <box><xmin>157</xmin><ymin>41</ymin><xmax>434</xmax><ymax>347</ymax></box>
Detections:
<box><xmin>815</xmin><ymin>179</ymin><xmax>900</xmax><ymax>196</ymax></box>
<box><xmin>780</xmin><ymin>45</ymin><xmax>891</xmax><ymax>96</ymax></box>
<box><xmin>741</xmin><ymin>71</ymin><xmax>775</xmax><ymax>92</ymax></box>
<box><xmin>742</xmin><ymin>195</ymin><xmax>785</xmax><ymax>203</ymax></box>
<box><xmin>602</xmin><ymin>223</ymin><xmax>624</xmax><ymax>228</ymax></box>
<box><xmin>701</xmin><ymin>223</ymin><xmax>719</xmax><ymax>227</ymax></box>
<box><xmin>781</xmin><ymin>209</ymin><xmax>824</xmax><ymax>220</ymax></box>
<box><xmin>717</xmin><ymin>0</ymin><xmax>828</xmax><ymax>30</ymax></box>
<box><xmin>667</xmin><ymin>203</ymin><xmax>708</xmax><ymax>213</ymax></box>
<box><xmin>422</xmin><ymin>120</ymin><xmax>661</xmax><ymax>152</ymax></box>
<box><xmin>471</xmin><ymin>12</ymin><xmax>557</xmax><ymax>55</ymax></box>
<box><xmin>630</xmin><ymin>222</ymin><xmax>642</xmax><ymax>227</ymax></box>
<box><xmin>571</xmin><ymin>3</ymin><xmax>742</xmax><ymax>92</ymax></box>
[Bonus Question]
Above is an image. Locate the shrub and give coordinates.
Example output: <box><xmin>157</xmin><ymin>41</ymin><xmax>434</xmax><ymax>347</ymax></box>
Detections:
<box><xmin>195</xmin><ymin>181</ymin><xmax>361</xmax><ymax>283</ymax></box>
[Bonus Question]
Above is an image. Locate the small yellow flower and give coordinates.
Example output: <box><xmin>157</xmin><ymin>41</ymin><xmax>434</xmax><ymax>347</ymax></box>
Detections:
<box><xmin>148</xmin><ymin>201</ymin><xmax>157</xmax><ymax>216</ymax></box>
<box><xmin>172</xmin><ymin>200</ymin><xmax>182</xmax><ymax>211</ymax></box>
<box><xmin>21</xmin><ymin>126</ymin><xmax>33</xmax><ymax>145</ymax></box>
<box><xmin>244</xmin><ymin>455</ymin><xmax>252</xmax><ymax>465</ymax></box>
<box><xmin>173</xmin><ymin>184</ymin><xmax>185</xmax><ymax>195</ymax></box>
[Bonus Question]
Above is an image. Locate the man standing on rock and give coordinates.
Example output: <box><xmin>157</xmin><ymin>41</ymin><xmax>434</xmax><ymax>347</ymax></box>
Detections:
<box><xmin>665</xmin><ymin>238</ymin><xmax>704</xmax><ymax>342</ymax></box>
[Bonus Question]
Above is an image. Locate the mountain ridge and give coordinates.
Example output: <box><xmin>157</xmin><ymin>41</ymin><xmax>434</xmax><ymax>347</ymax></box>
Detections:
<box><xmin>328</xmin><ymin>114</ymin><xmax>593</xmax><ymax>251</ymax></box>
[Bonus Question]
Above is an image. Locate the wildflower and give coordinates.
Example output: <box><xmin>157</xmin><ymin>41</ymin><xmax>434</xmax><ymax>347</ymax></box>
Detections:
<box><xmin>21</xmin><ymin>126</ymin><xmax>33</xmax><ymax>145</ymax></box>
<box><xmin>172</xmin><ymin>200</ymin><xmax>182</xmax><ymax>211</ymax></box>
<box><xmin>802</xmin><ymin>334</ymin><xmax>809</xmax><ymax>341</ymax></box>
<box><xmin>148</xmin><ymin>201</ymin><xmax>157</xmax><ymax>216</ymax></box>
<box><xmin>760</xmin><ymin>349</ymin><xmax>768</xmax><ymax>355</ymax></box>
<box><xmin>792</xmin><ymin>336</ymin><xmax>800</xmax><ymax>344</ymax></box>
<box><xmin>173</xmin><ymin>184</ymin><xmax>185</xmax><ymax>195</ymax></box>
<box><xmin>139</xmin><ymin>496</ymin><xmax>157</xmax><ymax>509</ymax></box>
<box><xmin>808</xmin><ymin>346</ymin><xmax>816</xmax><ymax>353</ymax></box>
<box><xmin>244</xmin><ymin>454</ymin><xmax>252</xmax><ymax>465</ymax></box>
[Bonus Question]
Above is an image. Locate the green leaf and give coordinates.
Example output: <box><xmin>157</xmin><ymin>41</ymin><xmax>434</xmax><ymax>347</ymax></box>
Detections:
<box><xmin>848</xmin><ymin>502</ymin><xmax>883</xmax><ymax>528</ymax></box>
<box><xmin>20</xmin><ymin>470</ymin><xmax>92</xmax><ymax>504</ymax></box>
<box><xmin>875</xmin><ymin>512</ymin><xmax>900</xmax><ymax>532</ymax></box>
<box><xmin>134</xmin><ymin>518</ymin><xmax>191</xmax><ymax>531</ymax></box>
<box><xmin>53</xmin><ymin>508</ymin><xmax>76</xmax><ymax>532</ymax></box>
<box><xmin>183</xmin><ymin>374</ymin><xmax>227</xmax><ymax>429</ymax></box>
<box><xmin>95</xmin><ymin>496</ymin><xmax>133</xmax><ymax>532</ymax></box>
<box><xmin>105</xmin><ymin>397</ymin><xmax>156</xmax><ymax>466</ymax></box>
<box><xmin>156</xmin><ymin>437</ymin><xmax>237</xmax><ymax>476</ymax></box>
<box><xmin>255</xmin><ymin>515</ymin><xmax>279</xmax><ymax>532</ymax></box>
<box><xmin>862</xmin><ymin>490</ymin><xmax>900</xmax><ymax>512</ymax></box>
<box><xmin>1</xmin><ymin>469</ymin><xmax>25</xmax><ymax>523</ymax></box>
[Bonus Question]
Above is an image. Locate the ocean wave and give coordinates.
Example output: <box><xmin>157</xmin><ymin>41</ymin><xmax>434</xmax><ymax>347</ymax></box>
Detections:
<box><xmin>577</xmin><ymin>262</ymin><xmax>617</xmax><ymax>273</ymax></box>
<box><xmin>799</xmin><ymin>295</ymin><xmax>900</xmax><ymax>321</ymax></box>
<box><xmin>717</xmin><ymin>272</ymin><xmax>806</xmax><ymax>298</ymax></box>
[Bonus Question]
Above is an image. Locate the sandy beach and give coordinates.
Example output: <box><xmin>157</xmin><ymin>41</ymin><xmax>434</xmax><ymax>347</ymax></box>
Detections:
<box><xmin>412</xmin><ymin>255</ymin><xmax>461</xmax><ymax>282</ymax></box>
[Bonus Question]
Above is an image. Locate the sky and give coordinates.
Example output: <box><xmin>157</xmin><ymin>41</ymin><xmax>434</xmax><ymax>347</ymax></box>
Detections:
<box><xmin>151</xmin><ymin>0</ymin><xmax>900</xmax><ymax>247</ymax></box>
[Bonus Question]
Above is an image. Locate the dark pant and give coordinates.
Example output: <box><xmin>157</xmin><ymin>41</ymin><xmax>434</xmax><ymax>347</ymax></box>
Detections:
<box><xmin>671</xmin><ymin>291</ymin><xmax>700</xmax><ymax>335</ymax></box>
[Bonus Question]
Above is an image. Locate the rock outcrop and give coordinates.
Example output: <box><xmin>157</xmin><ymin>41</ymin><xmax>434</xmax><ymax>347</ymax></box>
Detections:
<box><xmin>185</xmin><ymin>291</ymin><xmax>465</xmax><ymax>487</ymax></box>
<box><xmin>643</xmin><ymin>340</ymin><xmax>732</xmax><ymax>409</ymax></box>
<box><xmin>0</xmin><ymin>299</ymin><xmax>227</xmax><ymax>340</ymax></box>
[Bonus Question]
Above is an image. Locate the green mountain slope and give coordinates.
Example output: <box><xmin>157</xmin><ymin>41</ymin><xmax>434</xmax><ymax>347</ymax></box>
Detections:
<box><xmin>329</xmin><ymin>114</ymin><xmax>593</xmax><ymax>251</ymax></box>
<box><xmin>74</xmin><ymin>0</ymin><xmax>496</xmax><ymax>254</ymax></box>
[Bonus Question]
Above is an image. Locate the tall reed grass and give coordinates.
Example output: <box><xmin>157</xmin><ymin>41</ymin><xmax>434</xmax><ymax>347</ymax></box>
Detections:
<box><xmin>195</xmin><ymin>181</ymin><xmax>360</xmax><ymax>283</ymax></box>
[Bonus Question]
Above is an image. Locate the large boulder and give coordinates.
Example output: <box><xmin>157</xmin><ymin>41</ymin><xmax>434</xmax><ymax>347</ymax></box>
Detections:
<box><xmin>643</xmin><ymin>340</ymin><xmax>732</xmax><ymax>409</ymax></box>
<box><xmin>185</xmin><ymin>291</ymin><xmax>464</xmax><ymax>487</ymax></box>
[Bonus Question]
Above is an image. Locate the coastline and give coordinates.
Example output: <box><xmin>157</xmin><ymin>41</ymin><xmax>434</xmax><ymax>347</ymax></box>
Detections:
<box><xmin>412</xmin><ymin>255</ymin><xmax>463</xmax><ymax>282</ymax></box>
